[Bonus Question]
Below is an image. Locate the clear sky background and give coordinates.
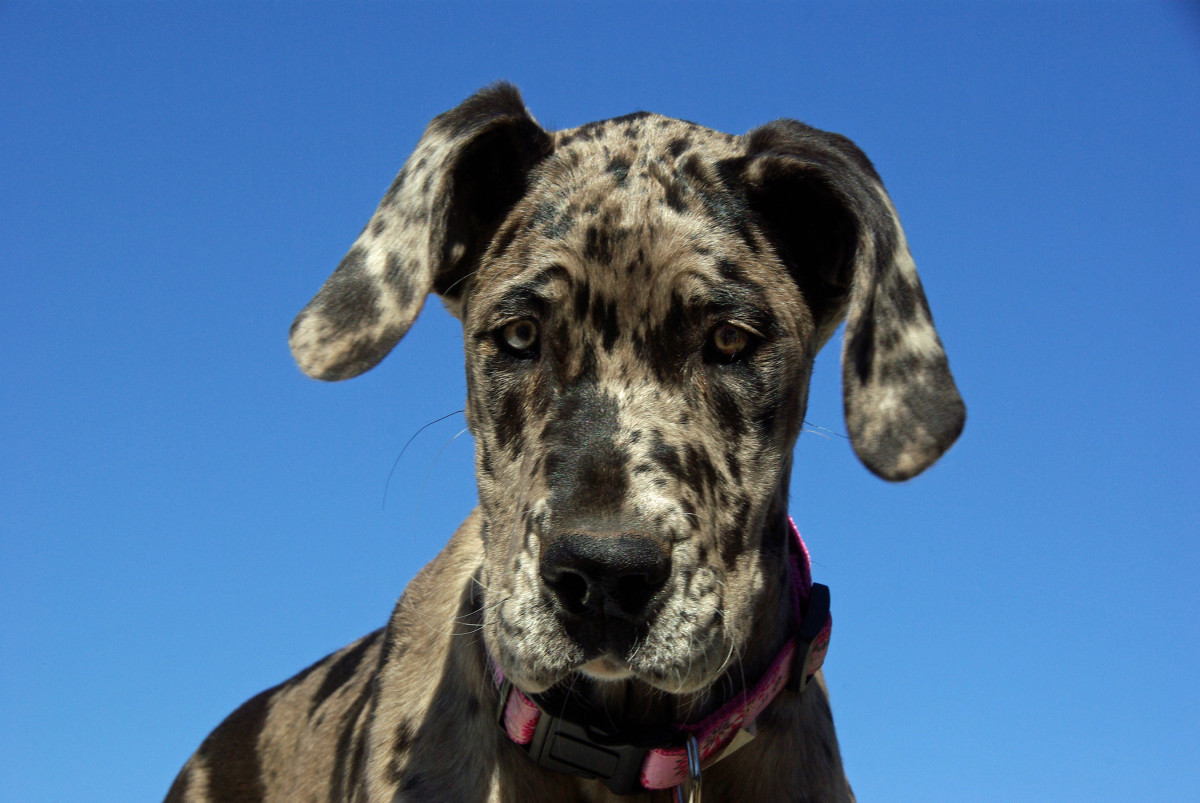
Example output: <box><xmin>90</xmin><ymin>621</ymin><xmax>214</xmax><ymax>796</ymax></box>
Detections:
<box><xmin>2</xmin><ymin>2</ymin><xmax>1197</xmax><ymax>800</ymax></box>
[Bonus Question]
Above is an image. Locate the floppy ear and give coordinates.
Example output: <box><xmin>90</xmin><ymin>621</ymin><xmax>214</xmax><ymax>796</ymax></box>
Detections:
<box><xmin>742</xmin><ymin>120</ymin><xmax>965</xmax><ymax>481</ymax></box>
<box><xmin>289</xmin><ymin>83</ymin><xmax>553</xmax><ymax>381</ymax></box>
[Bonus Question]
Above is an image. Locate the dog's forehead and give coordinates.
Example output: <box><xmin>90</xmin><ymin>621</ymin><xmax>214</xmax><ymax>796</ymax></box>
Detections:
<box><xmin>470</xmin><ymin>112</ymin><xmax>800</xmax><ymax>319</ymax></box>
<box><xmin>554</xmin><ymin>111</ymin><xmax>740</xmax><ymax>155</ymax></box>
<box><xmin>544</xmin><ymin>112</ymin><xmax>743</xmax><ymax>214</ymax></box>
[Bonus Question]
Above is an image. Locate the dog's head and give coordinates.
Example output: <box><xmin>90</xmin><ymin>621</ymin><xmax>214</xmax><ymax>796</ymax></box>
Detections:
<box><xmin>290</xmin><ymin>85</ymin><xmax>964</xmax><ymax>697</ymax></box>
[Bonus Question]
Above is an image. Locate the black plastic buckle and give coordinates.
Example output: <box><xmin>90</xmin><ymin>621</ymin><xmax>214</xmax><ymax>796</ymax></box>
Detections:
<box><xmin>788</xmin><ymin>582</ymin><xmax>831</xmax><ymax>693</ymax></box>
<box><xmin>526</xmin><ymin>706</ymin><xmax>651</xmax><ymax>795</ymax></box>
<box><xmin>496</xmin><ymin>679</ymin><xmax>658</xmax><ymax>795</ymax></box>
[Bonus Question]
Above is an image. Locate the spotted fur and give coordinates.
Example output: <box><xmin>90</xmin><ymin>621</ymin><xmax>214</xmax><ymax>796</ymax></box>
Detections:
<box><xmin>168</xmin><ymin>84</ymin><xmax>964</xmax><ymax>802</ymax></box>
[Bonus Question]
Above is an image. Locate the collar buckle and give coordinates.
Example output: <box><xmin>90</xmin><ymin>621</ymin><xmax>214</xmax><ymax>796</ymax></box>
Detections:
<box><xmin>495</xmin><ymin>678</ymin><xmax>654</xmax><ymax>796</ymax></box>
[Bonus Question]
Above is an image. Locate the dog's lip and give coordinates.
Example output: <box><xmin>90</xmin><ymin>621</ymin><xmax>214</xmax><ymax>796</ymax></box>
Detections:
<box><xmin>579</xmin><ymin>655</ymin><xmax>635</xmax><ymax>681</ymax></box>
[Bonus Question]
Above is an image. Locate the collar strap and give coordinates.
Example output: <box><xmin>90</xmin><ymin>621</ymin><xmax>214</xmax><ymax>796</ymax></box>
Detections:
<box><xmin>493</xmin><ymin>517</ymin><xmax>832</xmax><ymax>795</ymax></box>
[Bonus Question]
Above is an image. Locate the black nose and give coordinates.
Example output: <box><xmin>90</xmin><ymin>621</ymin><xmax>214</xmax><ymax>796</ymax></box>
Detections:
<box><xmin>540</xmin><ymin>532</ymin><xmax>671</xmax><ymax>621</ymax></box>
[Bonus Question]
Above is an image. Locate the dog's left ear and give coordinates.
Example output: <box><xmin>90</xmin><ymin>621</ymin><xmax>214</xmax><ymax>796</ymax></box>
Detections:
<box><xmin>289</xmin><ymin>83</ymin><xmax>553</xmax><ymax>381</ymax></box>
<box><xmin>741</xmin><ymin>120</ymin><xmax>966</xmax><ymax>481</ymax></box>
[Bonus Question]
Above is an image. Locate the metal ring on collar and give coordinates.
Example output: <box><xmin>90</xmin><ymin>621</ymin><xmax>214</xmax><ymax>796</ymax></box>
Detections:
<box><xmin>674</xmin><ymin>734</ymin><xmax>702</xmax><ymax>803</ymax></box>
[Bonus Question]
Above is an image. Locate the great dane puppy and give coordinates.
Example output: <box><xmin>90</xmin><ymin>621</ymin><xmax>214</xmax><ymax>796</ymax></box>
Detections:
<box><xmin>166</xmin><ymin>84</ymin><xmax>964</xmax><ymax>802</ymax></box>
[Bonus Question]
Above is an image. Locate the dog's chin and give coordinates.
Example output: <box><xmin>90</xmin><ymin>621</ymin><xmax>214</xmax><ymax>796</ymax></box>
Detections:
<box><xmin>503</xmin><ymin>650</ymin><xmax>722</xmax><ymax>697</ymax></box>
<box><xmin>580</xmin><ymin>655</ymin><xmax>636</xmax><ymax>681</ymax></box>
<box><xmin>499</xmin><ymin>654</ymin><xmax>633</xmax><ymax>694</ymax></box>
<box><xmin>513</xmin><ymin>659</ymin><xmax>719</xmax><ymax>702</ymax></box>
<box><xmin>489</xmin><ymin>607</ymin><xmax>735</xmax><ymax>696</ymax></box>
<box><xmin>556</xmin><ymin>645</ymin><xmax>732</xmax><ymax>696</ymax></box>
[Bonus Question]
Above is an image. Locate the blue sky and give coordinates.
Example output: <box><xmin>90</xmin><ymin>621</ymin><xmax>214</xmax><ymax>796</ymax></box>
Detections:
<box><xmin>2</xmin><ymin>1</ymin><xmax>1197</xmax><ymax>800</ymax></box>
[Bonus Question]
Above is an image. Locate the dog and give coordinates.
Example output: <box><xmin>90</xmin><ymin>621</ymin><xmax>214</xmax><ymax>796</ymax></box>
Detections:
<box><xmin>166</xmin><ymin>83</ymin><xmax>964</xmax><ymax>802</ymax></box>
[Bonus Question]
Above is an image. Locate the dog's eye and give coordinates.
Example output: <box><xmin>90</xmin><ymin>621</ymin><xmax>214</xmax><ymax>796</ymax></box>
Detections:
<box><xmin>498</xmin><ymin>318</ymin><xmax>539</xmax><ymax>356</ymax></box>
<box><xmin>709</xmin><ymin>323</ymin><xmax>752</xmax><ymax>361</ymax></box>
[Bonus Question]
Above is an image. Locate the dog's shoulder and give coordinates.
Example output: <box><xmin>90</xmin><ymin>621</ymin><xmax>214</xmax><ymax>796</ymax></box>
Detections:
<box><xmin>165</xmin><ymin>629</ymin><xmax>385</xmax><ymax>801</ymax></box>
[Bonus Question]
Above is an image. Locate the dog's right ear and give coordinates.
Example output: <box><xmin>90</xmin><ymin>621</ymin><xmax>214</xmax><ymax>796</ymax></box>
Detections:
<box><xmin>289</xmin><ymin>83</ymin><xmax>553</xmax><ymax>381</ymax></box>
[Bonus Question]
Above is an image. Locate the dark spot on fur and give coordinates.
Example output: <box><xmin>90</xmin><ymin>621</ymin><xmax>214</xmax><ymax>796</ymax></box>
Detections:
<box><xmin>606</xmin><ymin>155</ymin><xmax>632</xmax><ymax>186</ymax></box>
<box><xmin>575</xmin><ymin>342</ymin><xmax>598</xmax><ymax>383</ymax></box>
<box><xmin>328</xmin><ymin>680</ymin><xmax>372</xmax><ymax>802</ymax></box>
<box><xmin>384</xmin><ymin>253</ymin><xmax>416</xmax><ymax>308</ymax></box>
<box><xmin>491</xmin><ymin>217</ymin><xmax>521</xmax><ymax>259</ymax></box>
<box><xmin>610</xmin><ymin>111</ymin><xmax>652</xmax><ymax>126</ymax></box>
<box><xmin>683</xmin><ymin>443</ymin><xmax>718</xmax><ymax>501</ymax></box>
<box><xmin>191</xmin><ymin>684</ymin><xmax>271</xmax><ymax>801</ymax></box>
<box><xmin>479</xmin><ymin>440</ymin><xmax>492</xmax><ymax>475</ymax></box>
<box><xmin>529</xmin><ymin>199</ymin><xmax>556</xmax><ymax>227</ymax></box>
<box><xmin>494</xmin><ymin>387</ymin><xmax>526</xmax><ymax>451</ymax></box>
<box><xmin>309</xmin><ymin>633</ymin><xmax>377</xmax><ymax>719</ymax></box>
<box><xmin>573</xmin><ymin>280</ymin><xmax>591</xmax><ymax>321</ymax></box>
<box><xmin>545</xmin><ymin>207</ymin><xmax>576</xmax><ymax>240</ymax></box>
<box><xmin>567</xmin><ymin>120</ymin><xmax>605</xmax><ymax>143</ymax></box>
<box><xmin>394</xmin><ymin>720</ymin><xmax>414</xmax><ymax>754</ymax></box>
<box><xmin>716</xmin><ymin>258</ymin><xmax>748</xmax><ymax>285</ymax></box>
<box><xmin>724</xmin><ymin>448</ymin><xmax>742</xmax><ymax>483</ymax></box>
<box><xmin>584</xmin><ymin>223</ymin><xmax>617</xmax><ymax>265</ymax></box>
<box><xmin>649</xmin><ymin>435</ymin><xmax>682</xmax><ymax>480</ymax></box>
<box><xmin>382</xmin><ymin>167</ymin><xmax>408</xmax><ymax>206</ymax></box>
<box><xmin>721</xmin><ymin>498</ymin><xmax>753</xmax><ymax>566</ymax></box>
<box><xmin>402</xmin><ymin>772</ymin><xmax>427</xmax><ymax>794</ymax></box>
<box><xmin>709</xmin><ymin>382</ymin><xmax>745</xmax><ymax>438</ymax></box>
<box><xmin>316</xmin><ymin>247</ymin><xmax>383</xmax><ymax>328</ymax></box>
<box><xmin>635</xmin><ymin>291</ymin><xmax>690</xmax><ymax>385</ymax></box>
<box><xmin>589</xmin><ymin>292</ymin><xmax>620</xmax><ymax>351</ymax></box>
<box><xmin>385</xmin><ymin>721</ymin><xmax>414</xmax><ymax>785</ymax></box>
<box><xmin>662</xmin><ymin>178</ymin><xmax>687</xmax><ymax>213</ymax></box>
<box><xmin>544</xmin><ymin>389</ymin><xmax>628</xmax><ymax>514</ymax></box>
<box><xmin>675</xmin><ymin>153</ymin><xmax>759</xmax><ymax>254</ymax></box>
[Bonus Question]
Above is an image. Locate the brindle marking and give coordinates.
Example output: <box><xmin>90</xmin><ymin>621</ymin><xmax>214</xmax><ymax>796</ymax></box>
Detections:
<box><xmin>167</xmin><ymin>84</ymin><xmax>964</xmax><ymax>802</ymax></box>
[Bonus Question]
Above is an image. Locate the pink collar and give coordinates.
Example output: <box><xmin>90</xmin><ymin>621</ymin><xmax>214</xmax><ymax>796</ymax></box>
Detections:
<box><xmin>493</xmin><ymin>517</ymin><xmax>832</xmax><ymax>795</ymax></box>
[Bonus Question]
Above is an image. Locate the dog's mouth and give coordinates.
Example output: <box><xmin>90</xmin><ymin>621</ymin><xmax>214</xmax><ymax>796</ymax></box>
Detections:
<box><xmin>579</xmin><ymin>654</ymin><xmax>636</xmax><ymax>681</ymax></box>
<box><xmin>492</xmin><ymin>614</ymin><xmax>732</xmax><ymax>699</ymax></box>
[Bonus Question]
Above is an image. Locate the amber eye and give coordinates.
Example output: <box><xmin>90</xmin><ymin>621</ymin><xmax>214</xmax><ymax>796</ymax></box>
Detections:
<box><xmin>499</xmin><ymin>318</ymin><xmax>539</xmax><ymax>355</ymax></box>
<box><xmin>711</xmin><ymin>323</ymin><xmax>750</xmax><ymax>358</ymax></box>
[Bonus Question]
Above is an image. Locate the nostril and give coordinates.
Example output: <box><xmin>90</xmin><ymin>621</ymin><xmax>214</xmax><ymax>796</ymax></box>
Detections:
<box><xmin>544</xmin><ymin>567</ymin><xmax>591</xmax><ymax>614</ymax></box>
<box><xmin>613</xmin><ymin>572</ymin><xmax>663</xmax><ymax>616</ymax></box>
